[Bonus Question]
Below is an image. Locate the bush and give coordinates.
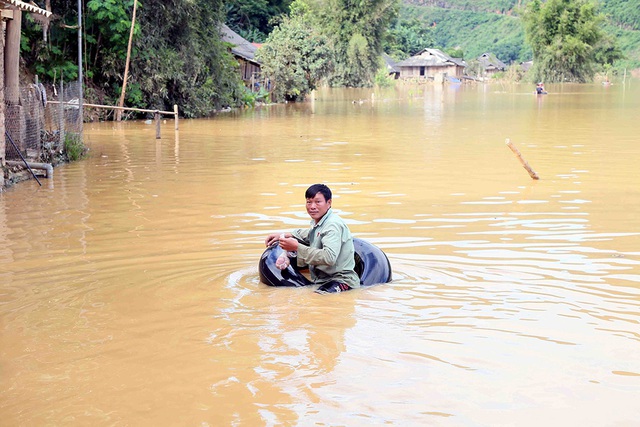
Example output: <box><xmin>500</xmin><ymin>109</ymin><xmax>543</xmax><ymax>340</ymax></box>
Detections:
<box><xmin>64</xmin><ymin>134</ymin><xmax>87</xmax><ymax>161</ymax></box>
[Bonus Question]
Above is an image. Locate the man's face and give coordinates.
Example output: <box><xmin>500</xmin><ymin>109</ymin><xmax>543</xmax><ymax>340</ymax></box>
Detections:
<box><xmin>306</xmin><ymin>192</ymin><xmax>331</xmax><ymax>223</ymax></box>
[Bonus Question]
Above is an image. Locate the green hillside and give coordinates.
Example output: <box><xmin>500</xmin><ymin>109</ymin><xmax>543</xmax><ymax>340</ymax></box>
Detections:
<box><xmin>401</xmin><ymin>0</ymin><xmax>640</xmax><ymax>71</ymax></box>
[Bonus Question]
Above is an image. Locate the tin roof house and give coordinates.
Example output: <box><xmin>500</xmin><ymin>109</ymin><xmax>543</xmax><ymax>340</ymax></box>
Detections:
<box><xmin>219</xmin><ymin>24</ymin><xmax>261</xmax><ymax>88</ymax></box>
<box><xmin>394</xmin><ymin>48</ymin><xmax>466</xmax><ymax>82</ymax></box>
<box><xmin>477</xmin><ymin>52</ymin><xmax>507</xmax><ymax>77</ymax></box>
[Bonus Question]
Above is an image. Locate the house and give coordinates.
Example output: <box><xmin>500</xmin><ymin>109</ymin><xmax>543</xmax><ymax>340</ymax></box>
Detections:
<box><xmin>219</xmin><ymin>24</ymin><xmax>261</xmax><ymax>89</ymax></box>
<box><xmin>394</xmin><ymin>49</ymin><xmax>466</xmax><ymax>81</ymax></box>
<box><xmin>1</xmin><ymin>0</ymin><xmax>52</xmax><ymax>187</ymax></box>
<box><xmin>520</xmin><ymin>60</ymin><xmax>533</xmax><ymax>73</ymax></box>
<box><xmin>381</xmin><ymin>53</ymin><xmax>400</xmax><ymax>79</ymax></box>
<box><xmin>477</xmin><ymin>53</ymin><xmax>507</xmax><ymax>77</ymax></box>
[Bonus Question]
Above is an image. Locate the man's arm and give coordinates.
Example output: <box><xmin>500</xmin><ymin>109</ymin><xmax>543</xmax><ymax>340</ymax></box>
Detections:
<box><xmin>296</xmin><ymin>225</ymin><xmax>342</xmax><ymax>266</ymax></box>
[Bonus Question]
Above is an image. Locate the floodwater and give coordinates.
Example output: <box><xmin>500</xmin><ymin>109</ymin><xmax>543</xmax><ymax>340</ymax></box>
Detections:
<box><xmin>1</xmin><ymin>82</ymin><xmax>639</xmax><ymax>426</ymax></box>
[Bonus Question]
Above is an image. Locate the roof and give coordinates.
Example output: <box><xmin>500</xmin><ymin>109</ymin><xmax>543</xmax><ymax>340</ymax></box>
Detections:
<box><xmin>520</xmin><ymin>60</ymin><xmax>533</xmax><ymax>72</ymax></box>
<box><xmin>0</xmin><ymin>0</ymin><xmax>51</xmax><ymax>17</ymax></box>
<box><xmin>477</xmin><ymin>53</ymin><xmax>507</xmax><ymax>71</ymax></box>
<box><xmin>382</xmin><ymin>53</ymin><xmax>399</xmax><ymax>73</ymax></box>
<box><xmin>219</xmin><ymin>24</ymin><xmax>260</xmax><ymax>65</ymax></box>
<box><xmin>395</xmin><ymin>49</ymin><xmax>466</xmax><ymax>68</ymax></box>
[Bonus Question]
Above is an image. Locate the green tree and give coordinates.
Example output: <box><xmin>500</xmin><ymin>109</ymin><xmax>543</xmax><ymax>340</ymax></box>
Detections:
<box><xmin>300</xmin><ymin>0</ymin><xmax>397</xmax><ymax>87</ymax></box>
<box><xmin>385</xmin><ymin>17</ymin><xmax>435</xmax><ymax>59</ymax></box>
<box><xmin>256</xmin><ymin>13</ymin><xmax>332</xmax><ymax>102</ymax></box>
<box><xmin>522</xmin><ymin>0</ymin><xmax>612</xmax><ymax>82</ymax></box>
<box><xmin>131</xmin><ymin>0</ymin><xmax>242</xmax><ymax>116</ymax></box>
<box><xmin>226</xmin><ymin>0</ymin><xmax>292</xmax><ymax>42</ymax></box>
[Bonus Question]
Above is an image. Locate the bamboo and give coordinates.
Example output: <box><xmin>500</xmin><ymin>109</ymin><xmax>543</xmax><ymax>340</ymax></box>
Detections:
<box><xmin>505</xmin><ymin>138</ymin><xmax>540</xmax><ymax>180</ymax></box>
<box><xmin>116</xmin><ymin>0</ymin><xmax>138</xmax><ymax>122</ymax></box>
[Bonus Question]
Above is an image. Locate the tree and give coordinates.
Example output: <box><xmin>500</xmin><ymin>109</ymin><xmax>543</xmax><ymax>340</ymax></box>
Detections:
<box><xmin>322</xmin><ymin>0</ymin><xmax>399</xmax><ymax>87</ymax></box>
<box><xmin>131</xmin><ymin>0</ymin><xmax>243</xmax><ymax>116</ymax></box>
<box><xmin>522</xmin><ymin>0</ymin><xmax>613</xmax><ymax>82</ymax></box>
<box><xmin>225</xmin><ymin>0</ymin><xmax>292</xmax><ymax>42</ymax></box>
<box><xmin>256</xmin><ymin>13</ymin><xmax>332</xmax><ymax>102</ymax></box>
<box><xmin>385</xmin><ymin>17</ymin><xmax>435</xmax><ymax>59</ymax></box>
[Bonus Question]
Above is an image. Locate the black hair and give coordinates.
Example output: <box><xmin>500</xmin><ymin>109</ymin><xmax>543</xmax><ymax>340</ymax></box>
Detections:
<box><xmin>305</xmin><ymin>184</ymin><xmax>332</xmax><ymax>202</ymax></box>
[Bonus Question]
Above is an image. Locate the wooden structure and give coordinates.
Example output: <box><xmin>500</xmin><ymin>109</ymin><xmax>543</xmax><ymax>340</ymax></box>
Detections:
<box><xmin>477</xmin><ymin>53</ymin><xmax>507</xmax><ymax>78</ymax></box>
<box><xmin>1</xmin><ymin>0</ymin><xmax>51</xmax><ymax>187</ymax></box>
<box><xmin>48</xmin><ymin>101</ymin><xmax>179</xmax><ymax>139</ymax></box>
<box><xmin>382</xmin><ymin>53</ymin><xmax>400</xmax><ymax>80</ymax></box>
<box><xmin>219</xmin><ymin>24</ymin><xmax>261</xmax><ymax>89</ymax></box>
<box><xmin>395</xmin><ymin>49</ymin><xmax>466</xmax><ymax>82</ymax></box>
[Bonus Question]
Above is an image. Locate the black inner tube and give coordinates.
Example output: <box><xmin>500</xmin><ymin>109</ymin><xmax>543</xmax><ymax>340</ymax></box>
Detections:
<box><xmin>259</xmin><ymin>238</ymin><xmax>392</xmax><ymax>287</ymax></box>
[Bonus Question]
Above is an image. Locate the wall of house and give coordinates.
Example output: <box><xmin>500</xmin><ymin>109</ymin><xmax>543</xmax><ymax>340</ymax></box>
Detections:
<box><xmin>399</xmin><ymin>65</ymin><xmax>463</xmax><ymax>80</ymax></box>
<box><xmin>238</xmin><ymin>59</ymin><xmax>260</xmax><ymax>86</ymax></box>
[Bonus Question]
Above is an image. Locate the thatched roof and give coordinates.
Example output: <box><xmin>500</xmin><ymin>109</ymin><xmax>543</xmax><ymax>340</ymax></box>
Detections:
<box><xmin>395</xmin><ymin>49</ymin><xmax>466</xmax><ymax>68</ymax></box>
<box><xmin>220</xmin><ymin>24</ymin><xmax>260</xmax><ymax>65</ymax></box>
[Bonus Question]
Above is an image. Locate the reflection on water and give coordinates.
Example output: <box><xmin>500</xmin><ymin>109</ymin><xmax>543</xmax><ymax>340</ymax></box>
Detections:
<box><xmin>1</xmin><ymin>83</ymin><xmax>639</xmax><ymax>425</ymax></box>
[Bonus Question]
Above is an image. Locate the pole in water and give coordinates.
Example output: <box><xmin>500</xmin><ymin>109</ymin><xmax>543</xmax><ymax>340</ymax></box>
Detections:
<box><xmin>505</xmin><ymin>138</ymin><xmax>540</xmax><ymax>180</ymax></box>
<box><xmin>5</xmin><ymin>130</ymin><xmax>42</xmax><ymax>186</ymax></box>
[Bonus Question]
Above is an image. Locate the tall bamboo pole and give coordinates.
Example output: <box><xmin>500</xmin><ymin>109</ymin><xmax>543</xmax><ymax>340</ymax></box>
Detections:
<box><xmin>116</xmin><ymin>0</ymin><xmax>138</xmax><ymax>122</ymax></box>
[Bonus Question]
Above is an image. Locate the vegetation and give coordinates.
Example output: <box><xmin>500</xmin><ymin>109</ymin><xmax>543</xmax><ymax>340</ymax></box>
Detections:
<box><xmin>384</xmin><ymin>17</ymin><xmax>435</xmax><ymax>59</ymax></box>
<box><xmin>315</xmin><ymin>0</ymin><xmax>398</xmax><ymax>87</ymax></box>
<box><xmin>130</xmin><ymin>0</ymin><xmax>242</xmax><ymax>117</ymax></box>
<box><xmin>522</xmin><ymin>0</ymin><xmax>620</xmax><ymax>82</ymax></box>
<box><xmin>256</xmin><ymin>12</ymin><xmax>332</xmax><ymax>102</ymax></box>
<box><xmin>15</xmin><ymin>0</ymin><xmax>640</xmax><ymax>117</ymax></box>
<box><xmin>399</xmin><ymin>5</ymin><xmax>531</xmax><ymax>63</ymax></box>
<box><xmin>63</xmin><ymin>133</ymin><xmax>86</xmax><ymax>161</ymax></box>
<box><xmin>23</xmin><ymin>0</ymin><xmax>242</xmax><ymax>118</ymax></box>
<box><xmin>225</xmin><ymin>0</ymin><xmax>293</xmax><ymax>42</ymax></box>
<box><xmin>256</xmin><ymin>0</ymin><xmax>398</xmax><ymax>98</ymax></box>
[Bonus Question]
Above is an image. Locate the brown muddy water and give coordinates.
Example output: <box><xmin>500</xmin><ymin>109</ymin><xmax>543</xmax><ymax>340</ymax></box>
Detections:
<box><xmin>1</xmin><ymin>82</ymin><xmax>639</xmax><ymax>426</ymax></box>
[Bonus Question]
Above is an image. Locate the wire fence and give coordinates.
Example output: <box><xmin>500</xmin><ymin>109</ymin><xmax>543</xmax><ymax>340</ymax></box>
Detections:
<box><xmin>5</xmin><ymin>80</ymin><xmax>82</xmax><ymax>163</ymax></box>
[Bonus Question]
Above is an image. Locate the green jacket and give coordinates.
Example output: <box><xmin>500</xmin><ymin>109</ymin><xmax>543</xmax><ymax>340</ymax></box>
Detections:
<box><xmin>292</xmin><ymin>209</ymin><xmax>360</xmax><ymax>288</ymax></box>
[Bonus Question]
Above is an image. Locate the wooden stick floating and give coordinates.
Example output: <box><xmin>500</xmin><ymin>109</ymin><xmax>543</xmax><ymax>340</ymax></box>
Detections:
<box><xmin>505</xmin><ymin>138</ymin><xmax>540</xmax><ymax>180</ymax></box>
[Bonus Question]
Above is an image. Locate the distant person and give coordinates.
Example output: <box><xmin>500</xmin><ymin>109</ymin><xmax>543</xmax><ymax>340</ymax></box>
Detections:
<box><xmin>535</xmin><ymin>82</ymin><xmax>547</xmax><ymax>94</ymax></box>
<box><xmin>265</xmin><ymin>184</ymin><xmax>360</xmax><ymax>294</ymax></box>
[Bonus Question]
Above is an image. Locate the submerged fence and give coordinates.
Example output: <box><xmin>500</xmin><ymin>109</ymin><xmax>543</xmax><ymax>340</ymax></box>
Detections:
<box><xmin>5</xmin><ymin>80</ymin><xmax>82</xmax><ymax>163</ymax></box>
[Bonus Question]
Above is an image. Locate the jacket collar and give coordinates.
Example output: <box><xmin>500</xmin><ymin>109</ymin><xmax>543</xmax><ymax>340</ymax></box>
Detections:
<box><xmin>311</xmin><ymin>208</ymin><xmax>333</xmax><ymax>228</ymax></box>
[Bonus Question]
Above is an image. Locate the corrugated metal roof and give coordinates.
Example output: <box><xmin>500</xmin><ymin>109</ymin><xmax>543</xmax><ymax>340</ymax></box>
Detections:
<box><xmin>478</xmin><ymin>53</ymin><xmax>507</xmax><ymax>70</ymax></box>
<box><xmin>1</xmin><ymin>0</ymin><xmax>51</xmax><ymax>17</ymax></box>
<box><xmin>382</xmin><ymin>53</ymin><xmax>399</xmax><ymax>73</ymax></box>
<box><xmin>220</xmin><ymin>24</ymin><xmax>260</xmax><ymax>65</ymax></box>
<box><xmin>395</xmin><ymin>48</ymin><xmax>466</xmax><ymax>68</ymax></box>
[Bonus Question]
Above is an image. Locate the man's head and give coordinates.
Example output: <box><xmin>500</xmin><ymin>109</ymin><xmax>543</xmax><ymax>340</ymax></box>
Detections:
<box><xmin>305</xmin><ymin>184</ymin><xmax>332</xmax><ymax>223</ymax></box>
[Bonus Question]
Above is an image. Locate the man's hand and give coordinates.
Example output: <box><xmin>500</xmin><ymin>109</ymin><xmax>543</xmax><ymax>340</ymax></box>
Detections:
<box><xmin>278</xmin><ymin>236</ymin><xmax>299</xmax><ymax>252</ymax></box>
<box><xmin>265</xmin><ymin>233</ymin><xmax>282</xmax><ymax>247</ymax></box>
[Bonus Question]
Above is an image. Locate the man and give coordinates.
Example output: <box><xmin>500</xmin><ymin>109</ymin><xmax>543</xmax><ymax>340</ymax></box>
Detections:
<box><xmin>265</xmin><ymin>184</ymin><xmax>360</xmax><ymax>294</ymax></box>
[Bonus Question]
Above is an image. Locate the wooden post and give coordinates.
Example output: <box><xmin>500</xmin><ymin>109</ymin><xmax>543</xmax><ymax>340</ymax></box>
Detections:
<box><xmin>5</xmin><ymin>9</ymin><xmax>25</xmax><ymax>153</ymax></box>
<box><xmin>174</xmin><ymin>105</ymin><xmax>179</xmax><ymax>131</ymax></box>
<box><xmin>506</xmin><ymin>138</ymin><xmax>539</xmax><ymax>180</ymax></box>
<box><xmin>155</xmin><ymin>112</ymin><xmax>161</xmax><ymax>139</ymax></box>
<box><xmin>4</xmin><ymin>9</ymin><xmax>21</xmax><ymax>105</ymax></box>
